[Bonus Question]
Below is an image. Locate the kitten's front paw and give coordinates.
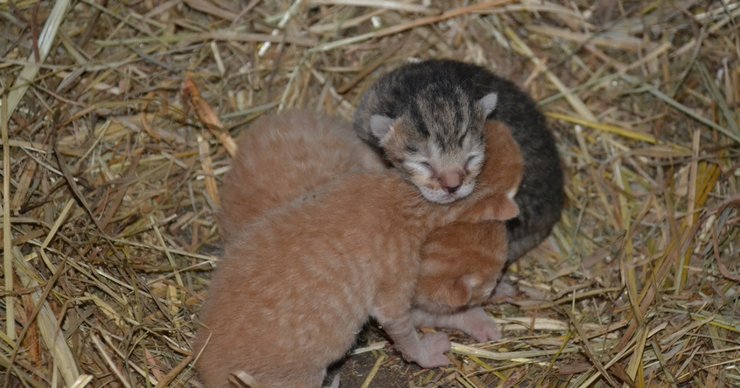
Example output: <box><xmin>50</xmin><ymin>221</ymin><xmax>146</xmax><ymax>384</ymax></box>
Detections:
<box><xmin>412</xmin><ymin>332</ymin><xmax>451</xmax><ymax>368</ymax></box>
<box><xmin>460</xmin><ymin>308</ymin><xmax>501</xmax><ymax>342</ymax></box>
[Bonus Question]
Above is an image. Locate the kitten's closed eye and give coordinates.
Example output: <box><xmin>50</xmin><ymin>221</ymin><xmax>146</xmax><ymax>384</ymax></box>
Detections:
<box><xmin>405</xmin><ymin>160</ymin><xmax>435</xmax><ymax>177</ymax></box>
<box><xmin>465</xmin><ymin>154</ymin><xmax>484</xmax><ymax>172</ymax></box>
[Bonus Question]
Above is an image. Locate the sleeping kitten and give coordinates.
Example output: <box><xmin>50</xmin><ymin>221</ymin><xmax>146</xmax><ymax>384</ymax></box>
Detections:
<box><xmin>413</xmin><ymin>221</ymin><xmax>508</xmax><ymax>343</ymax></box>
<box><xmin>412</xmin><ymin>120</ymin><xmax>523</xmax><ymax>343</ymax></box>
<box><xmin>195</xmin><ymin>170</ymin><xmax>498</xmax><ymax>387</ymax></box>
<box><xmin>353</xmin><ymin>62</ymin><xmax>498</xmax><ymax>204</ymax></box>
<box><xmin>353</xmin><ymin>59</ymin><xmax>564</xmax><ymax>261</ymax></box>
<box><xmin>217</xmin><ymin>110</ymin><xmax>384</xmax><ymax>241</ymax></box>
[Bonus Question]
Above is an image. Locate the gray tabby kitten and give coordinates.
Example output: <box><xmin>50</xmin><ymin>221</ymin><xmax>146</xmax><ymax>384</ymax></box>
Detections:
<box><xmin>353</xmin><ymin>63</ymin><xmax>498</xmax><ymax>204</ymax></box>
<box><xmin>353</xmin><ymin>59</ymin><xmax>564</xmax><ymax>261</ymax></box>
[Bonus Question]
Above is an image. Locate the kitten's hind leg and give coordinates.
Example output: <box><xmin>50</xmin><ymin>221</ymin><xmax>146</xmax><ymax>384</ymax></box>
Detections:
<box><xmin>372</xmin><ymin>305</ymin><xmax>451</xmax><ymax>368</ymax></box>
<box><xmin>412</xmin><ymin>307</ymin><xmax>501</xmax><ymax>343</ymax></box>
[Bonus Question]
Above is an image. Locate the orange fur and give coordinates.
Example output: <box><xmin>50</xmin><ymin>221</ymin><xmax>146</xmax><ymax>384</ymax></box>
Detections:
<box><xmin>196</xmin><ymin>117</ymin><xmax>521</xmax><ymax>386</ymax></box>
<box><xmin>196</xmin><ymin>171</ymin><xmax>494</xmax><ymax>387</ymax></box>
<box><xmin>468</xmin><ymin>119</ymin><xmax>524</xmax><ymax>221</ymax></box>
<box><xmin>197</xmin><ymin>113</ymin><xmax>495</xmax><ymax>387</ymax></box>
<box><xmin>217</xmin><ymin>110</ymin><xmax>384</xmax><ymax>242</ymax></box>
<box><xmin>415</xmin><ymin>221</ymin><xmax>508</xmax><ymax>314</ymax></box>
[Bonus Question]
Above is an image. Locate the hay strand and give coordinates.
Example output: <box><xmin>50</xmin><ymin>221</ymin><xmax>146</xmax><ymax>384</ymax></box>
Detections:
<box><xmin>12</xmin><ymin>247</ymin><xmax>80</xmax><ymax>386</ymax></box>
<box><xmin>2</xmin><ymin>90</ymin><xmax>14</xmax><ymax>344</ymax></box>
<box><xmin>4</xmin><ymin>0</ymin><xmax>70</xmax><ymax>117</ymax></box>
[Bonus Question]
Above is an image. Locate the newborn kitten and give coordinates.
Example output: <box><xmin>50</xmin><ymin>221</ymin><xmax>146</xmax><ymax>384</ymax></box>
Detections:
<box><xmin>354</xmin><ymin>59</ymin><xmax>564</xmax><ymax>261</ymax></box>
<box><xmin>413</xmin><ymin>221</ymin><xmax>508</xmax><ymax>343</ymax></box>
<box><xmin>218</xmin><ymin>110</ymin><xmax>384</xmax><ymax>242</ymax></box>
<box><xmin>353</xmin><ymin>61</ymin><xmax>498</xmax><ymax>204</ymax></box>
<box><xmin>412</xmin><ymin>120</ymin><xmax>523</xmax><ymax>343</ymax></box>
<box><xmin>195</xmin><ymin>170</ymin><xmax>498</xmax><ymax>387</ymax></box>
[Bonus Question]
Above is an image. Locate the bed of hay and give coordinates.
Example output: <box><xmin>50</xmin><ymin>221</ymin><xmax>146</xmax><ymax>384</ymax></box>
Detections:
<box><xmin>1</xmin><ymin>0</ymin><xmax>738</xmax><ymax>387</ymax></box>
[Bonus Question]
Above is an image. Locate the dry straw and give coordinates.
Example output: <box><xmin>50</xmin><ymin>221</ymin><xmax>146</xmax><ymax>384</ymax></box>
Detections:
<box><xmin>1</xmin><ymin>0</ymin><xmax>737</xmax><ymax>387</ymax></box>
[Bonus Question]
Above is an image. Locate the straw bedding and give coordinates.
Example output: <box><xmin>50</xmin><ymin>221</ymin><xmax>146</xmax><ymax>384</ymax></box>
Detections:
<box><xmin>1</xmin><ymin>0</ymin><xmax>737</xmax><ymax>386</ymax></box>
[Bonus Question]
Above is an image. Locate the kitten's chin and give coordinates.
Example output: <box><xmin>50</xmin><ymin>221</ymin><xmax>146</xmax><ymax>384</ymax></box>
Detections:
<box><xmin>428</xmin><ymin>195</ymin><xmax>456</xmax><ymax>204</ymax></box>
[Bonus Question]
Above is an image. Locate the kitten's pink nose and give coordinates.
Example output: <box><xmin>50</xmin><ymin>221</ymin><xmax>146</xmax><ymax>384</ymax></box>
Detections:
<box><xmin>439</xmin><ymin>171</ymin><xmax>463</xmax><ymax>193</ymax></box>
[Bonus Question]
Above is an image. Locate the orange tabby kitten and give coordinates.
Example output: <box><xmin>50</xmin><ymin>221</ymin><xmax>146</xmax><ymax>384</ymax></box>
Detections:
<box><xmin>412</xmin><ymin>120</ymin><xmax>524</xmax><ymax>342</ymax></box>
<box><xmin>195</xmin><ymin>170</ymin><xmax>496</xmax><ymax>387</ymax></box>
<box><xmin>413</xmin><ymin>221</ymin><xmax>508</xmax><ymax>342</ymax></box>
<box><xmin>217</xmin><ymin>110</ymin><xmax>384</xmax><ymax>241</ymax></box>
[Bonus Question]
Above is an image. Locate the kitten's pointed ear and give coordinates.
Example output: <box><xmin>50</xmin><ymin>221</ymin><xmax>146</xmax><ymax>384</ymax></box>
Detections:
<box><xmin>478</xmin><ymin>93</ymin><xmax>498</xmax><ymax>117</ymax></box>
<box><xmin>370</xmin><ymin>115</ymin><xmax>395</xmax><ymax>143</ymax></box>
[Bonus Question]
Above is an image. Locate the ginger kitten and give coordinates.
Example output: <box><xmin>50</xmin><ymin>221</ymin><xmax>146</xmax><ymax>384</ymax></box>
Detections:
<box><xmin>412</xmin><ymin>221</ymin><xmax>508</xmax><ymax>343</ymax></box>
<box><xmin>218</xmin><ymin>110</ymin><xmax>384</xmax><ymax>241</ymax></box>
<box><xmin>412</xmin><ymin>120</ymin><xmax>523</xmax><ymax>342</ymax></box>
<box><xmin>195</xmin><ymin>170</ymin><xmax>497</xmax><ymax>387</ymax></box>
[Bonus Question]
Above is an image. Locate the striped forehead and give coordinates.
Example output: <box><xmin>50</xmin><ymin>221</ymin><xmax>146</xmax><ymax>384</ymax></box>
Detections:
<box><xmin>426</xmin><ymin>137</ymin><xmax>470</xmax><ymax>166</ymax></box>
<box><xmin>413</xmin><ymin>95</ymin><xmax>475</xmax><ymax>151</ymax></box>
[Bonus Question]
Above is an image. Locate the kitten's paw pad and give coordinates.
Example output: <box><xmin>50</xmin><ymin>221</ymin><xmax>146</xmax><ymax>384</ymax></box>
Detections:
<box><xmin>412</xmin><ymin>332</ymin><xmax>451</xmax><ymax>368</ymax></box>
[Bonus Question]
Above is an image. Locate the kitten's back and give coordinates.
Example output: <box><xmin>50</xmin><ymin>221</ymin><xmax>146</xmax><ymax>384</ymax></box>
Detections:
<box><xmin>218</xmin><ymin>110</ymin><xmax>384</xmax><ymax>241</ymax></box>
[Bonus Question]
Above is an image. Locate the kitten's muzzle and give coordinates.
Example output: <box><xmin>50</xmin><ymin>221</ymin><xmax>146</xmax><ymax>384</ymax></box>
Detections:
<box><xmin>439</xmin><ymin>170</ymin><xmax>463</xmax><ymax>194</ymax></box>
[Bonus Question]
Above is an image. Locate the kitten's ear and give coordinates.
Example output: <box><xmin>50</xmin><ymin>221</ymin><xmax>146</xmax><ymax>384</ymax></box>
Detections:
<box><xmin>477</xmin><ymin>93</ymin><xmax>498</xmax><ymax>117</ymax></box>
<box><xmin>369</xmin><ymin>115</ymin><xmax>395</xmax><ymax>143</ymax></box>
<box><xmin>449</xmin><ymin>274</ymin><xmax>479</xmax><ymax>308</ymax></box>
